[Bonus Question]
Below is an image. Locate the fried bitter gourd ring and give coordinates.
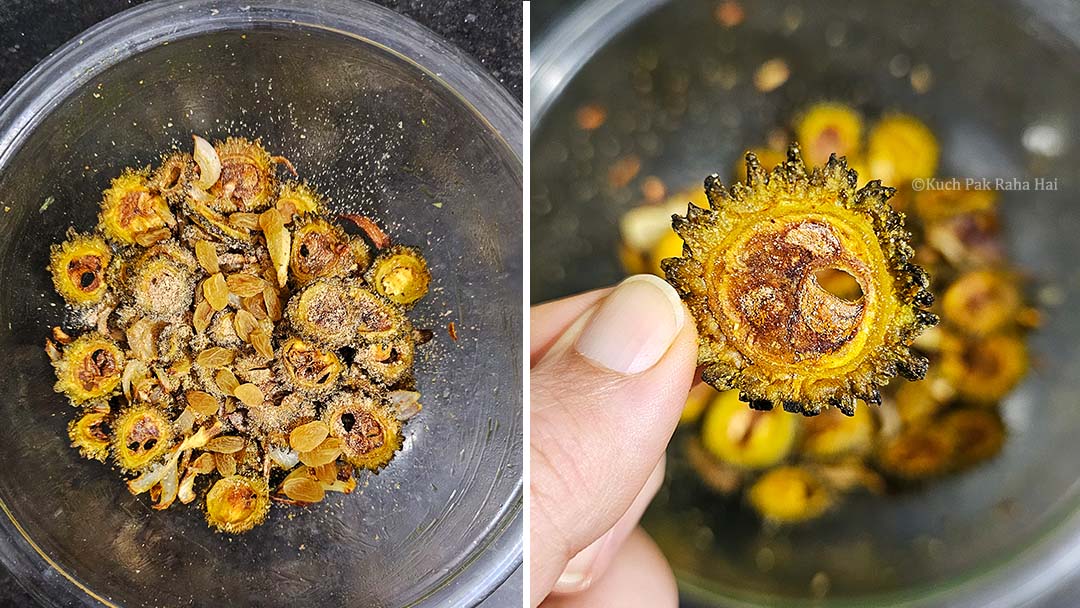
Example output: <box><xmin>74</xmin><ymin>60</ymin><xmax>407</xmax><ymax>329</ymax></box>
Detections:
<box><xmin>208</xmin><ymin>137</ymin><xmax>276</xmax><ymax>213</ymax></box>
<box><xmin>290</xmin><ymin>217</ymin><xmax>353</xmax><ymax>285</ymax></box>
<box><xmin>356</xmin><ymin>333</ymin><xmax>415</xmax><ymax>386</ymax></box>
<box><xmin>747</xmin><ymin>466</ymin><xmax>834</xmax><ymax>524</ymax></box>
<box><xmin>325</xmin><ymin>392</ymin><xmax>402</xmax><ymax>470</ymax></box>
<box><xmin>53</xmin><ymin>335</ymin><xmax>124</xmax><ymax>403</ymax></box>
<box><xmin>49</xmin><ymin>232</ymin><xmax>112</xmax><ymax>306</ymax></box>
<box><xmin>205</xmin><ymin>475</ymin><xmax>271</xmax><ymax>533</ymax></box>
<box><xmin>276</xmin><ymin>182</ymin><xmax>322</xmax><ymax>219</ymax></box>
<box><xmin>278</xmin><ymin>336</ymin><xmax>343</xmax><ymax>394</ymax></box>
<box><xmin>662</xmin><ymin>144</ymin><xmax>937</xmax><ymax>416</ymax></box>
<box><xmin>286</xmin><ymin>278</ymin><xmax>361</xmax><ymax>348</ymax></box>
<box><xmin>365</xmin><ymin>245</ymin><xmax>431</xmax><ymax>307</ymax></box>
<box><xmin>69</xmin><ymin>410</ymin><xmax>111</xmax><ymax>462</ymax></box>
<box><xmin>99</xmin><ymin>169</ymin><xmax>173</xmax><ymax>245</ymax></box>
<box><xmin>113</xmin><ymin>406</ymin><xmax>174</xmax><ymax>471</ymax></box>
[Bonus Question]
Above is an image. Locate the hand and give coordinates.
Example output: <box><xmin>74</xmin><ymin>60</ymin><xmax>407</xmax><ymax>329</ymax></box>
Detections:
<box><xmin>530</xmin><ymin>275</ymin><xmax>698</xmax><ymax>607</ymax></box>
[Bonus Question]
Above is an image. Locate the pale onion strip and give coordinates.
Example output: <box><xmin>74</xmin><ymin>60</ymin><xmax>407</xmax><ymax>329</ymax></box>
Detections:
<box><xmin>388</xmin><ymin>390</ymin><xmax>422</xmax><ymax>421</ymax></box>
<box><xmin>192</xmin><ymin>135</ymin><xmax>221</xmax><ymax>190</ymax></box>
<box><xmin>127</xmin><ymin>460</ymin><xmax>171</xmax><ymax>494</ymax></box>
<box><xmin>268</xmin><ymin>445</ymin><xmax>300</xmax><ymax>470</ymax></box>
<box><xmin>188</xmin><ymin>185</ymin><xmax>213</xmax><ymax>204</ymax></box>
<box><xmin>152</xmin><ymin>462</ymin><xmax>180</xmax><ymax>510</ymax></box>
<box><xmin>177</xmin><ymin>470</ymin><xmax>198</xmax><ymax>504</ymax></box>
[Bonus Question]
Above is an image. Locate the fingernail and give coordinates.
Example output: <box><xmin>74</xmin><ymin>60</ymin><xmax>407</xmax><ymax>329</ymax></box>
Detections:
<box><xmin>574</xmin><ymin>275</ymin><xmax>685</xmax><ymax>374</ymax></box>
<box><xmin>553</xmin><ymin>532</ymin><xmax>609</xmax><ymax>594</ymax></box>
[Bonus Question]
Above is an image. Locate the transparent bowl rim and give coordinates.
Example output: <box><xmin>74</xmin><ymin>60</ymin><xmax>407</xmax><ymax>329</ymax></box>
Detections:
<box><xmin>530</xmin><ymin>0</ymin><xmax>1080</xmax><ymax>605</ymax></box>
<box><xmin>0</xmin><ymin>1</ymin><xmax>522</xmax><ymax>606</ymax></box>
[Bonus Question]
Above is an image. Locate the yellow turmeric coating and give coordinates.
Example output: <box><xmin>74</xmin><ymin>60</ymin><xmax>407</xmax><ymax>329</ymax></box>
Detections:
<box><xmin>99</xmin><ymin>170</ymin><xmax>172</xmax><ymax>244</ymax></box>
<box><xmin>663</xmin><ymin>144</ymin><xmax>937</xmax><ymax>415</ymax></box>
<box><xmin>49</xmin><ymin>233</ymin><xmax>112</xmax><ymax>306</ymax></box>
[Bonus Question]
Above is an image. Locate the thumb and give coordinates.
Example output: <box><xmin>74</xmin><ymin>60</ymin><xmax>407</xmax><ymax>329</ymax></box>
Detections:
<box><xmin>530</xmin><ymin>275</ymin><xmax>697</xmax><ymax>601</ymax></box>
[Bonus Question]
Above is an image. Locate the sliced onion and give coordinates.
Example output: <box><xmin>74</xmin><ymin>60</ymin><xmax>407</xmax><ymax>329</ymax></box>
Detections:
<box><xmin>127</xmin><ymin>460</ymin><xmax>171</xmax><ymax>495</ymax></box>
<box><xmin>268</xmin><ymin>445</ymin><xmax>300</xmax><ymax>469</ymax></box>
<box><xmin>121</xmin><ymin>360</ymin><xmax>148</xmax><ymax>402</ymax></box>
<box><xmin>388</xmin><ymin>390</ymin><xmax>422</xmax><ymax>421</ymax></box>
<box><xmin>96</xmin><ymin>304</ymin><xmax>114</xmax><ymax>337</ymax></box>
<box><xmin>192</xmin><ymin>135</ymin><xmax>221</xmax><ymax>190</ymax></box>
<box><xmin>152</xmin><ymin>462</ymin><xmax>180</xmax><ymax>510</ymax></box>
<box><xmin>174</xmin><ymin>407</ymin><xmax>196</xmax><ymax>434</ymax></box>
<box><xmin>177</xmin><ymin>469</ymin><xmax>198</xmax><ymax>504</ymax></box>
<box><xmin>188</xmin><ymin>185</ymin><xmax>213</xmax><ymax>204</ymax></box>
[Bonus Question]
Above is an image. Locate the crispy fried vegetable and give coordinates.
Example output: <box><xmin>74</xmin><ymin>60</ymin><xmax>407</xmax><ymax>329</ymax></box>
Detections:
<box><xmin>150</xmin><ymin>152</ymin><xmax>191</xmax><ymax>195</ymax></box>
<box><xmin>912</xmin><ymin>186</ymin><xmax>998</xmax><ymax>224</ymax></box>
<box><xmin>732</xmin><ymin>147</ymin><xmax>786</xmax><ymax>183</ymax></box>
<box><xmin>365</xmin><ymin>245</ymin><xmax>431</xmax><ymax>307</ymax></box>
<box><xmin>260</xmin><ymin>207</ymin><xmax>290</xmax><ymax>287</ymax></box>
<box><xmin>290</xmin><ymin>217</ymin><xmax>352</xmax><ymax>285</ymax></box>
<box><xmin>800</xmin><ymin>407</ymin><xmax>875</xmax><ymax>461</ymax></box>
<box><xmin>53</xmin><ymin>335</ymin><xmax>124</xmax><ymax>403</ymax></box>
<box><xmin>355</xmin><ymin>334</ymin><xmax>415</xmax><ymax>386</ymax></box>
<box><xmin>633</xmin><ymin>106</ymin><xmax>1037</xmax><ymax>523</ymax></box>
<box><xmin>286</xmin><ymin>279</ymin><xmax>360</xmax><ymax>348</ymax></box>
<box><xmin>113</xmin><ymin>406</ymin><xmax>174</xmax><ymax>471</ymax></box>
<box><xmin>795</xmin><ymin>102</ymin><xmax>863</xmax><ymax>166</ymax></box>
<box><xmin>278</xmin><ymin>337</ymin><xmax>343</xmax><ymax>393</ymax></box>
<box><xmin>877</xmin><ymin>426</ymin><xmax>956</xmax><ymax>480</ymax></box>
<box><xmin>747</xmin><ymin>466</ymin><xmax>834</xmax><ymax>523</ymax></box>
<box><xmin>700</xmin><ymin>389</ymin><xmax>797</xmax><ymax>469</ymax></box>
<box><xmin>128</xmin><ymin>254</ymin><xmax>196</xmax><ymax>320</ymax></box>
<box><xmin>49</xmin><ymin>233</ymin><xmax>113</xmax><ymax>306</ymax></box>
<box><xmin>191</xmin><ymin>135</ymin><xmax>221</xmax><ymax>190</ymax></box>
<box><xmin>867</xmin><ymin>114</ymin><xmax>939</xmax><ymax>186</ymax></box>
<box><xmin>663</xmin><ymin>144</ymin><xmax>937</xmax><ymax>415</ymax></box>
<box><xmin>939</xmin><ymin>332</ymin><xmax>1028</xmax><ymax>403</ymax></box>
<box><xmin>69</xmin><ymin>410</ymin><xmax>111</xmax><ymax>461</ymax></box>
<box><xmin>207</xmin><ymin>138</ymin><xmax>276</xmax><ymax>213</ymax></box>
<box><xmin>349</xmin><ymin>283</ymin><xmax>406</xmax><ymax>342</ymax></box>
<box><xmin>247</xmin><ymin>393</ymin><xmax>316</xmax><ymax>442</ymax></box>
<box><xmin>276</xmin><ymin>182</ymin><xmax>322</xmax><ymax>220</ymax></box>
<box><xmin>941</xmin><ymin>270</ymin><xmax>1023</xmax><ymax>336</ymax></box>
<box><xmin>99</xmin><ymin>169</ymin><xmax>173</xmax><ymax>245</ymax></box>
<box><xmin>893</xmin><ymin>376</ymin><xmax>948</xmax><ymax>425</ymax></box>
<box><xmin>941</xmin><ymin>409</ymin><xmax>1006</xmax><ymax>468</ymax></box>
<box><xmin>185</xmin><ymin>192</ymin><xmax>252</xmax><ymax>243</ymax></box>
<box><xmin>205</xmin><ymin>475</ymin><xmax>271</xmax><ymax>533</ymax></box>
<box><xmin>324</xmin><ymin>393</ymin><xmax>402</xmax><ymax>470</ymax></box>
<box><xmin>45</xmin><ymin>134</ymin><xmax>430</xmax><ymax>533</ymax></box>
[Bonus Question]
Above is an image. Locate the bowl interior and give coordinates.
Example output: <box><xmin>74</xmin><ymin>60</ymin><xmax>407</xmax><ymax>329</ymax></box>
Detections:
<box><xmin>0</xmin><ymin>20</ymin><xmax>521</xmax><ymax>608</ymax></box>
<box><xmin>532</xmin><ymin>0</ymin><xmax>1079</xmax><ymax>603</ymax></box>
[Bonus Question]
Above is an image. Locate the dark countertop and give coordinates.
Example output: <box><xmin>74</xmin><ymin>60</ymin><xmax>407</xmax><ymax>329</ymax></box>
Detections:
<box><xmin>0</xmin><ymin>1</ymin><xmax>521</xmax><ymax>607</ymax></box>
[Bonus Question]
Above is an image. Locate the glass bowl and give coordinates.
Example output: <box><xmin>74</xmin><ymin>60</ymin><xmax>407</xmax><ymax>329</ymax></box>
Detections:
<box><xmin>532</xmin><ymin>0</ymin><xmax>1079</xmax><ymax>605</ymax></box>
<box><xmin>0</xmin><ymin>0</ymin><xmax>521</xmax><ymax>606</ymax></box>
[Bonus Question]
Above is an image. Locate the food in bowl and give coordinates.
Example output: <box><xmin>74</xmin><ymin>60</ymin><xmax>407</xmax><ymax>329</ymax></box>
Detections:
<box><xmin>46</xmin><ymin>135</ymin><xmax>431</xmax><ymax>532</ymax></box>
